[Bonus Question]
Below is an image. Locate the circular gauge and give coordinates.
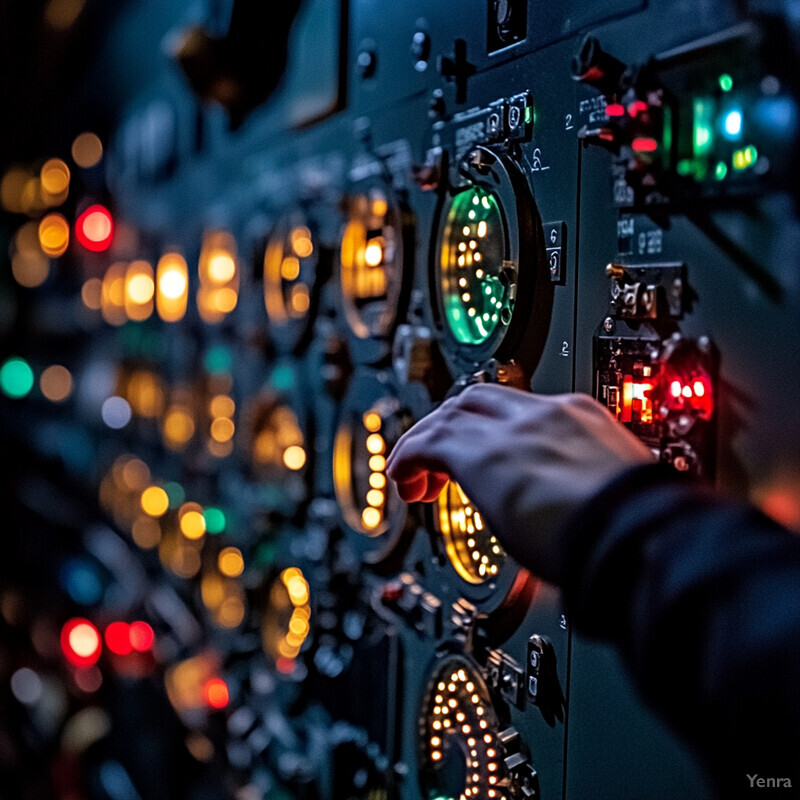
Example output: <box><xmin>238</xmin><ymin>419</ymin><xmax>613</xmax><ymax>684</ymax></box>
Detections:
<box><xmin>333</xmin><ymin>372</ymin><xmax>411</xmax><ymax>565</ymax></box>
<box><xmin>433</xmin><ymin>146</ymin><xmax>552</xmax><ymax>376</ymax></box>
<box><xmin>261</xmin><ymin>567</ymin><xmax>312</xmax><ymax>668</ymax></box>
<box><xmin>339</xmin><ymin>183</ymin><xmax>412</xmax><ymax>343</ymax></box>
<box><xmin>440</xmin><ymin>186</ymin><xmax>509</xmax><ymax>346</ymax></box>
<box><xmin>244</xmin><ymin>388</ymin><xmax>310</xmax><ymax>513</ymax></box>
<box><xmin>264</xmin><ymin>213</ymin><xmax>321</xmax><ymax>352</ymax></box>
<box><xmin>432</xmin><ymin>480</ymin><xmax>537</xmax><ymax>634</ymax></box>
<box><xmin>419</xmin><ymin>655</ymin><xmax>510</xmax><ymax>800</ymax></box>
<box><xmin>438</xmin><ymin>481</ymin><xmax>506</xmax><ymax>584</ymax></box>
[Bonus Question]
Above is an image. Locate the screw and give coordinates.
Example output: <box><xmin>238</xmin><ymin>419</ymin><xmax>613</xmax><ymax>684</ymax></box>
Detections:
<box><xmin>508</xmin><ymin>105</ymin><xmax>521</xmax><ymax>129</ymax></box>
<box><xmin>428</xmin><ymin>89</ymin><xmax>446</xmax><ymax>119</ymax></box>
<box><xmin>604</xmin><ymin>317</ymin><xmax>614</xmax><ymax>332</ymax></box>
<box><xmin>356</xmin><ymin>49</ymin><xmax>377</xmax><ymax>79</ymax></box>
<box><xmin>411</xmin><ymin>30</ymin><xmax>430</xmax><ymax>70</ymax></box>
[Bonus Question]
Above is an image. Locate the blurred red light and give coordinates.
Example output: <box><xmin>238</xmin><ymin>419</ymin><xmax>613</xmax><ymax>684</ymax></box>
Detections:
<box><xmin>605</xmin><ymin>103</ymin><xmax>625</xmax><ymax>117</ymax></box>
<box><xmin>203</xmin><ymin>677</ymin><xmax>229</xmax><ymax>709</ymax></box>
<box><xmin>76</xmin><ymin>205</ymin><xmax>113</xmax><ymax>252</ymax></box>
<box><xmin>129</xmin><ymin>621</ymin><xmax>155</xmax><ymax>652</ymax></box>
<box><xmin>61</xmin><ymin>618</ymin><xmax>102</xmax><ymax>668</ymax></box>
<box><xmin>105</xmin><ymin>621</ymin><xmax>132</xmax><ymax>655</ymax></box>
<box><xmin>632</xmin><ymin>137</ymin><xmax>659</xmax><ymax>153</ymax></box>
<box><xmin>628</xmin><ymin>100</ymin><xmax>649</xmax><ymax>117</ymax></box>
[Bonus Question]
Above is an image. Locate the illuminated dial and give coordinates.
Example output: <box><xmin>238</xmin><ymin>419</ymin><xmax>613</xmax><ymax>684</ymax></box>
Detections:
<box><xmin>261</xmin><ymin>567</ymin><xmax>311</xmax><ymax>671</ymax></box>
<box><xmin>334</xmin><ymin>401</ymin><xmax>401</xmax><ymax>538</ymax></box>
<box><xmin>340</xmin><ymin>186</ymin><xmax>408</xmax><ymax>339</ymax></box>
<box><xmin>439</xmin><ymin>186</ymin><xmax>509</xmax><ymax>346</ymax></box>
<box><xmin>438</xmin><ymin>481</ymin><xmax>506</xmax><ymax>584</ymax></box>
<box><xmin>264</xmin><ymin>215</ymin><xmax>317</xmax><ymax>351</ymax></box>
<box><xmin>433</xmin><ymin>146</ymin><xmax>551</xmax><ymax>377</ymax></box>
<box><xmin>420</xmin><ymin>656</ymin><xmax>510</xmax><ymax>800</ymax></box>
<box><xmin>248</xmin><ymin>395</ymin><xmax>307</xmax><ymax>479</ymax></box>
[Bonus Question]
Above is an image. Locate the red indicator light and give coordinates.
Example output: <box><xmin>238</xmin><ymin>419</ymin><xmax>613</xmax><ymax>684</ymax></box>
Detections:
<box><xmin>203</xmin><ymin>677</ymin><xmax>229</xmax><ymax>709</ymax></box>
<box><xmin>105</xmin><ymin>621</ymin><xmax>132</xmax><ymax>655</ymax></box>
<box><xmin>76</xmin><ymin>205</ymin><xmax>114</xmax><ymax>252</ymax></box>
<box><xmin>693</xmin><ymin>380</ymin><xmax>706</xmax><ymax>397</ymax></box>
<box><xmin>628</xmin><ymin>100</ymin><xmax>649</xmax><ymax>118</ymax></box>
<box><xmin>129</xmin><ymin>621</ymin><xmax>155</xmax><ymax>652</ymax></box>
<box><xmin>632</xmin><ymin>137</ymin><xmax>658</xmax><ymax>153</ymax></box>
<box><xmin>61</xmin><ymin>618</ymin><xmax>102</xmax><ymax>668</ymax></box>
<box><xmin>605</xmin><ymin>103</ymin><xmax>625</xmax><ymax>117</ymax></box>
<box><xmin>670</xmin><ymin>380</ymin><xmax>682</xmax><ymax>398</ymax></box>
<box><xmin>276</xmin><ymin>657</ymin><xmax>295</xmax><ymax>675</ymax></box>
<box><xmin>622</xmin><ymin>376</ymin><xmax>654</xmax><ymax>424</ymax></box>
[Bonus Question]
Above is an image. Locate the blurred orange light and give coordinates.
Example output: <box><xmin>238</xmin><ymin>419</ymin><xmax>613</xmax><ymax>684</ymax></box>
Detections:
<box><xmin>39</xmin><ymin>213</ymin><xmax>70</xmax><ymax>257</ymax></box>
<box><xmin>71</xmin><ymin>132</ymin><xmax>103</xmax><ymax>168</ymax></box>
<box><xmin>156</xmin><ymin>253</ymin><xmax>189</xmax><ymax>322</ymax></box>
<box><xmin>40</xmin><ymin>158</ymin><xmax>70</xmax><ymax>196</ymax></box>
<box><xmin>203</xmin><ymin>677</ymin><xmax>229</xmax><ymax>709</ymax></box>
<box><xmin>40</xmin><ymin>365</ymin><xmax>73</xmax><ymax>402</ymax></box>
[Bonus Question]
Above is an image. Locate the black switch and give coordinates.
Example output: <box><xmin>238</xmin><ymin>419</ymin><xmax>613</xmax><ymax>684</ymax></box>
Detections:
<box><xmin>437</xmin><ymin>39</ymin><xmax>476</xmax><ymax>104</ymax></box>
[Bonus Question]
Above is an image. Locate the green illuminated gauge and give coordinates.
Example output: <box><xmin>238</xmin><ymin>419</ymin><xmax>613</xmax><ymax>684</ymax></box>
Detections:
<box><xmin>261</xmin><ymin>567</ymin><xmax>311</xmax><ymax>670</ymax></box>
<box><xmin>339</xmin><ymin>183</ymin><xmax>412</xmax><ymax>343</ymax></box>
<box><xmin>264</xmin><ymin>213</ymin><xmax>319</xmax><ymax>353</ymax></box>
<box><xmin>433</xmin><ymin>146</ymin><xmax>551</xmax><ymax>376</ymax></box>
<box><xmin>333</xmin><ymin>372</ymin><xmax>411</xmax><ymax>565</ymax></box>
<box><xmin>438</xmin><ymin>481</ymin><xmax>506</xmax><ymax>584</ymax></box>
<box><xmin>419</xmin><ymin>655</ymin><xmax>510</xmax><ymax>800</ymax></box>
<box><xmin>440</xmin><ymin>187</ymin><xmax>509</xmax><ymax>346</ymax></box>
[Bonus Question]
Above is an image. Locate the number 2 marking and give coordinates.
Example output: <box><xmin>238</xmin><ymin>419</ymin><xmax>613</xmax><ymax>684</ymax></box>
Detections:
<box><xmin>565</xmin><ymin>114</ymin><xmax>574</xmax><ymax>131</ymax></box>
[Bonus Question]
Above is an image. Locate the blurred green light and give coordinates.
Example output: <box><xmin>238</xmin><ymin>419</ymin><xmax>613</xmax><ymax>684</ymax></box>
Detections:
<box><xmin>719</xmin><ymin>73</ymin><xmax>734</xmax><ymax>92</ymax></box>
<box><xmin>733</xmin><ymin>145</ymin><xmax>758</xmax><ymax>171</ymax></box>
<box><xmin>693</xmin><ymin>99</ymin><xmax>714</xmax><ymax>158</ymax></box>
<box><xmin>0</xmin><ymin>357</ymin><xmax>34</xmax><ymax>399</ymax></box>
<box><xmin>524</xmin><ymin>105</ymin><xmax>533</xmax><ymax>125</ymax></box>
<box><xmin>163</xmin><ymin>481</ymin><xmax>186</xmax><ymax>509</ymax></box>
<box><xmin>269</xmin><ymin>363</ymin><xmax>295</xmax><ymax>392</ymax></box>
<box><xmin>715</xmin><ymin>161</ymin><xmax>728</xmax><ymax>180</ymax></box>
<box><xmin>203</xmin><ymin>507</ymin><xmax>226</xmax><ymax>534</ymax></box>
<box><xmin>204</xmin><ymin>345</ymin><xmax>232</xmax><ymax>375</ymax></box>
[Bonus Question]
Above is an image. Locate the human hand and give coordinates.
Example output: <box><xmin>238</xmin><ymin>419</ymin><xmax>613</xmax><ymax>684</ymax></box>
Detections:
<box><xmin>386</xmin><ymin>384</ymin><xmax>654</xmax><ymax>585</ymax></box>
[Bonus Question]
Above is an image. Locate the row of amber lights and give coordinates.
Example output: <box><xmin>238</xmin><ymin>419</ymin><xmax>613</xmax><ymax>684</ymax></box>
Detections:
<box><xmin>362</xmin><ymin>410</ymin><xmax>388</xmax><ymax>531</ymax></box>
<box><xmin>79</xmin><ymin>231</ymin><xmax>238</xmax><ymax>326</ymax></box>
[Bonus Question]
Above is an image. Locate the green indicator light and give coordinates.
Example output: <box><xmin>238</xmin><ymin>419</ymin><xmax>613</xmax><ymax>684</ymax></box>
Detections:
<box><xmin>719</xmin><ymin>73</ymin><xmax>734</xmax><ymax>92</ymax></box>
<box><xmin>524</xmin><ymin>104</ymin><xmax>533</xmax><ymax>125</ymax></box>
<box><xmin>439</xmin><ymin>186</ymin><xmax>508</xmax><ymax>346</ymax></box>
<box><xmin>693</xmin><ymin>98</ymin><xmax>715</xmax><ymax>158</ymax></box>
<box><xmin>733</xmin><ymin>145</ymin><xmax>758</xmax><ymax>171</ymax></box>
<box><xmin>0</xmin><ymin>357</ymin><xmax>34</xmax><ymax>399</ymax></box>
<box><xmin>163</xmin><ymin>481</ymin><xmax>186</xmax><ymax>509</ymax></box>
<box><xmin>715</xmin><ymin>161</ymin><xmax>728</xmax><ymax>180</ymax></box>
<box><xmin>269</xmin><ymin>363</ymin><xmax>295</xmax><ymax>391</ymax></box>
<box><xmin>204</xmin><ymin>345</ymin><xmax>233</xmax><ymax>375</ymax></box>
<box><xmin>254</xmin><ymin>540</ymin><xmax>276</xmax><ymax>567</ymax></box>
<box><xmin>203</xmin><ymin>507</ymin><xmax>226</xmax><ymax>534</ymax></box>
<box><xmin>676</xmin><ymin>159</ymin><xmax>695</xmax><ymax>176</ymax></box>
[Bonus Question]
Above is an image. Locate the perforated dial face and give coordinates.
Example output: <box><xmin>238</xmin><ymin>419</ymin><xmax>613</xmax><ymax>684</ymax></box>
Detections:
<box><xmin>420</xmin><ymin>657</ymin><xmax>510</xmax><ymax>800</ymax></box>
<box><xmin>263</xmin><ymin>217</ymin><xmax>316</xmax><ymax>348</ymax></box>
<box><xmin>438</xmin><ymin>481</ymin><xmax>506</xmax><ymax>584</ymax></box>
<box><xmin>340</xmin><ymin>188</ymin><xmax>403</xmax><ymax>339</ymax></box>
<box><xmin>439</xmin><ymin>186</ymin><xmax>509</xmax><ymax>346</ymax></box>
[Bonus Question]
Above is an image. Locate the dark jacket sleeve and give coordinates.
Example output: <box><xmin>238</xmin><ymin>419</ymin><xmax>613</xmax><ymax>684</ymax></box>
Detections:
<box><xmin>562</xmin><ymin>465</ymin><xmax>800</xmax><ymax>797</ymax></box>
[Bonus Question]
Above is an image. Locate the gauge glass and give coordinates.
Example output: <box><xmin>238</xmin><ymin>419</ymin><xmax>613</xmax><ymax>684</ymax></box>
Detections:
<box><xmin>439</xmin><ymin>186</ymin><xmax>509</xmax><ymax>346</ymax></box>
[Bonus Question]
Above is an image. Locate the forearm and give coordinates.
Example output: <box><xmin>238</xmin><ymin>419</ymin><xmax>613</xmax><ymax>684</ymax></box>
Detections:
<box><xmin>563</xmin><ymin>466</ymin><xmax>800</xmax><ymax>789</ymax></box>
